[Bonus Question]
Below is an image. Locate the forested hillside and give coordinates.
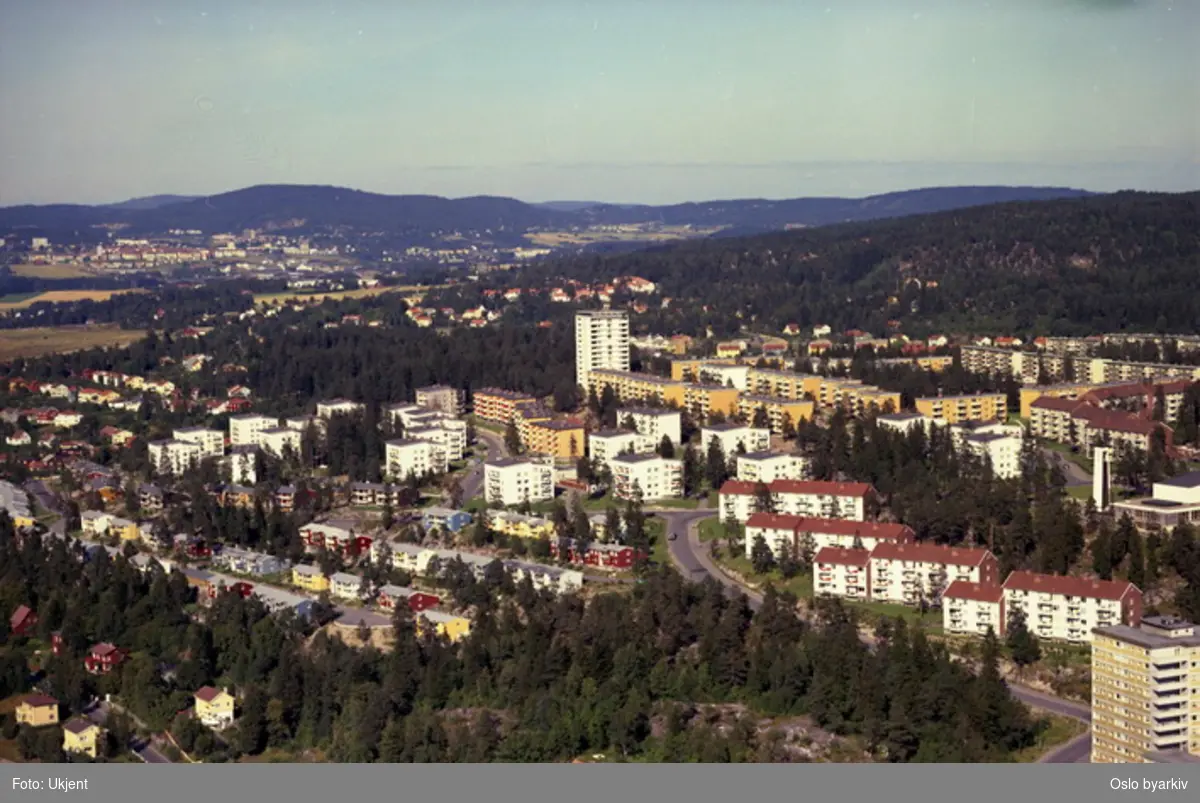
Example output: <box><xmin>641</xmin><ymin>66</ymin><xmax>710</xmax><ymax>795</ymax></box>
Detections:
<box><xmin>517</xmin><ymin>191</ymin><xmax>1200</xmax><ymax>337</ymax></box>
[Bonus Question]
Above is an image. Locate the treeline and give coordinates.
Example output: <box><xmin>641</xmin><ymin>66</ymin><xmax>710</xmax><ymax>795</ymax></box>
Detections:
<box><xmin>0</xmin><ymin>284</ymin><xmax>255</xmax><ymax>331</ymax></box>
<box><xmin>0</xmin><ymin>516</ymin><xmax>1045</xmax><ymax>763</ymax></box>
<box><xmin>506</xmin><ymin>191</ymin><xmax>1200</xmax><ymax>338</ymax></box>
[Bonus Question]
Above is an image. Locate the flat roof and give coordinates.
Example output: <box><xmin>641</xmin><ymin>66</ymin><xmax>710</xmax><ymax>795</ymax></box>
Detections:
<box><xmin>1158</xmin><ymin>471</ymin><xmax>1200</xmax><ymax>489</ymax></box>
<box><xmin>1094</xmin><ymin>623</ymin><xmax>1200</xmax><ymax>649</ymax></box>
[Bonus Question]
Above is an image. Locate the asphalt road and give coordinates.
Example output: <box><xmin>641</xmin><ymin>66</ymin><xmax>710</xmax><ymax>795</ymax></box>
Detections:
<box><xmin>1041</xmin><ymin>446</ymin><xmax>1093</xmax><ymax>488</ymax></box>
<box><xmin>659</xmin><ymin>509</ymin><xmax>1095</xmax><ymax>760</ymax></box>
<box><xmin>461</xmin><ymin>429</ymin><xmax>506</xmax><ymax>503</ymax></box>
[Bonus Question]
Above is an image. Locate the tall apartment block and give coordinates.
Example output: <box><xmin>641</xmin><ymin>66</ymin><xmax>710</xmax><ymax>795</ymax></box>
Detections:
<box><xmin>575</xmin><ymin>310</ymin><xmax>630</xmax><ymax>391</ymax></box>
<box><xmin>1091</xmin><ymin>615</ymin><xmax>1200</xmax><ymax>763</ymax></box>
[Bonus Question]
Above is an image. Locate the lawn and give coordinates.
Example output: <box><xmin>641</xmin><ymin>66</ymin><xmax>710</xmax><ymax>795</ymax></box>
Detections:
<box><xmin>698</xmin><ymin>519</ymin><xmax>813</xmax><ymax>599</ymax></box>
<box><xmin>8</xmin><ymin>263</ymin><xmax>96</xmax><ymax>278</ymax></box>
<box><xmin>0</xmin><ymin>288</ymin><xmax>148</xmax><ymax>312</ymax></box>
<box><xmin>467</xmin><ymin>415</ymin><xmax>505</xmax><ymax>435</ymax></box>
<box><xmin>1065</xmin><ymin>485</ymin><xmax>1092</xmax><ymax>501</ymax></box>
<box><xmin>845</xmin><ymin>599</ymin><xmax>942</xmax><ymax>632</ymax></box>
<box><xmin>0</xmin><ymin>324</ymin><xmax>148</xmax><ymax>360</ymax></box>
<box><xmin>1011</xmin><ymin>714</ymin><xmax>1087</xmax><ymax>763</ymax></box>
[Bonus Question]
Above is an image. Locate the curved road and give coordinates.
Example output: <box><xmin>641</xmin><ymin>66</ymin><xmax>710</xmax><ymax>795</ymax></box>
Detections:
<box><xmin>658</xmin><ymin>509</ymin><xmax>1093</xmax><ymax>762</ymax></box>
<box><xmin>460</xmin><ymin>428</ymin><xmax>507</xmax><ymax>503</ymax></box>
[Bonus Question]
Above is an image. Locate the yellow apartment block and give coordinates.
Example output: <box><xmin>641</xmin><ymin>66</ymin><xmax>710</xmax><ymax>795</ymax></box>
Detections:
<box><xmin>915</xmin><ymin>393</ymin><xmax>1008</xmax><ymax>423</ymax></box>
<box><xmin>489</xmin><ymin>511</ymin><xmax>556</xmax><ymax>540</ymax></box>
<box><xmin>746</xmin><ymin>367</ymin><xmax>807</xmax><ymax>401</ymax></box>
<box><xmin>737</xmin><ymin>394</ymin><xmax>815</xmax><ymax>433</ymax></box>
<box><xmin>805</xmin><ymin>376</ymin><xmax>901</xmax><ymax>416</ymax></box>
<box><xmin>1018</xmin><ymin>382</ymin><xmax>1098</xmax><ymax>419</ymax></box>
<box><xmin>671</xmin><ymin>358</ymin><xmax>735</xmax><ymax>382</ymax></box>
<box><xmin>683</xmin><ymin>383</ymin><xmax>740</xmax><ymax>419</ymax></box>
<box><xmin>526</xmin><ymin>419</ymin><xmax>587</xmax><ymax>459</ymax></box>
<box><xmin>590</xmin><ymin>369</ymin><xmax>687</xmax><ymax>407</ymax></box>
<box><xmin>513</xmin><ymin>401</ymin><xmax>554</xmax><ymax>443</ymax></box>
<box><xmin>1091</xmin><ymin>616</ymin><xmax>1200</xmax><ymax>763</ymax></box>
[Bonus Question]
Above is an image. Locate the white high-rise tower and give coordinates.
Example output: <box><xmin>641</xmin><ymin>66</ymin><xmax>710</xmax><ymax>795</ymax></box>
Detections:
<box><xmin>575</xmin><ymin>309</ymin><xmax>630</xmax><ymax>390</ymax></box>
<box><xmin>1093</xmin><ymin>446</ymin><xmax>1112</xmax><ymax>511</ymax></box>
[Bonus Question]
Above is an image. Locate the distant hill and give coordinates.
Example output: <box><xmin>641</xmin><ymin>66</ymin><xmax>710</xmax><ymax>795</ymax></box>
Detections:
<box><xmin>104</xmin><ymin>194</ymin><xmax>200</xmax><ymax>211</ymax></box>
<box><xmin>0</xmin><ymin>183</ymin><xmax>1097</xmax><ymax>243</ymax></box>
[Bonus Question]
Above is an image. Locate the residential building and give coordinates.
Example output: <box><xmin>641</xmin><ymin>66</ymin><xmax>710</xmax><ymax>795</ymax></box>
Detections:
<box><xmin>1091</xmin><ymin>615</ymin><xmax>1200</xmax><ymax>763</ymax></box>
<box><xmin>148</xmin><ymin>438</ymin><xmax>202</xmax><ymax>475</ymax></box>
<box><xmin>194</xmin><ymin>686</ymin><xmax>237</xmax><ymax>729</ymax></box>
<box><xmin>698</xmin><ymin>362</ymin><xmax>750</xmax><ymax>390</ymax></box>
<box><xmin>876</xmin><ymin>412</ymin><xmax>941</xmax><ymax>435</ymax></box>
<box><xmin>330</xmin><ymin>572</ymin><xmax>365</xmax><ymax>600</ymax></box>
<box><xmin>1112</xmin><ymin>471</ymin><xmax>1200</xmax><ymax>531</ymax></box>
<box><xmin>745</xmin><ymin>513</ymin><xmax>913</xmax><ymax>560</ymax></box>
<box><xmin>915</xmin><ymin>392</ymin><xmax>1008</xmax><ymax>424</ymax></box>
<box><xmin>489</xmin><ymin>511</ymin><xmax>556</xmax><ymax>540</ymax></box>
<box><xmin>385</xmin><ymin>438</ymin><xmax>444</xmax><ymax>481</ymax></box>
<box><xmin>505</xmin><ymin>560</ymin><xmax>585</xmax><ymax>594</ymax></box>
<box><xmin>85</xmin><ymin>642</ymin><xmax>127</xmax><ymax>674</ymax></box>
<box><xmin>15</xmin><ymin>694</ymin><xmax>59</xmax><ymax>727</ymax></box>
<box><xmin>616</xmin><ymin>407</ymin><xmax>682</xmax><ymax>447</ymax></box>
<box><xmin>258</xmin><ymin>426</ymin><xmax>302</xmax><ymax>458</ymax></box>
<box><xmin>958</xmin><ymin>429</ymin><xmax>1023</xmax><ymax>479</ymax></box>
<box><xmin>868</xmin><ymin>542</ymin><xmax>999</xmax><ymax>605</ymax></box>
<box><xmin>229</xmin><ymin>413</ymin><xmax>279</xmax><ymax>446</ymax></box>
<box><xmin>300</xmin><ymin>522</ymin><xmax>369</xmax><ymax>555</ymax></box>
<box><xmin>228</xmin><ymin>444</ymin><xmax>258</xmax><ymax>486</ymax></box>
<box><xmin>942</xmin><ymin>581</ymin><xmax>1007</xmax><ymax>637</ymax></box>
<box><xmin>212</xmin><ymin>547</ymin><xmax>289</xmax><ymax>577</ymax></box>
<box><xmin>9</xmin><ymin>604</ymin><xmax>37</xmax><ymax>637</ymax></box>
<box><xmin>484</xmin><ymin>457</ymin><xmax>555</xmax><ymax>507</ymax></box>
<box><xmin>550</xmin><ymin>539</ymin><xmax>642</xmax><ymax>569</ymax></box>
<box><xmin>525</xmin><ymin>417</ymin><xmax>588</xmax><ymax>459</ymax></box>
<box><xmin>316</xmin><ymin>398</ymin><xmax>365</xmax><ymax>418</ymax></box>
<box><xmin>62</xmin><ymin>718</ymin><xmax>103</xmax><ymax>759</ymax></box>
<box><xmin>138</xmin><ymin>483</ymin><xmax>164</xmax><ymax>513</ymax></box>
<box><xmin>736</xmin><ymin>394</ymin><xmax>815</xmax><ymax>434</ymax></box>
<box><xmin>700</xmin><ymin>423</ymin><xmax>771</xmax><ymax>457</ymax></box>
<box><xmin>736</xmin><ymin>451</ymin><xmax>808</xmax><ymax>484</ymax></box>
<box><xmin>588</xmin><ymin>369</ymin><xmax>686</xmax><ymax>408</ymax></box>
<box><xmin>421</xmin><ymin>507</ymin><xmax>473</xmax><ymax>535</ymax></box>
<box><xmin>588</xmin><ymin>428</ymin><xmax>655</xmax><ymax>473</ymax></box>
<box><xmin>813</xmin><ymin>547</ymin><xmax>872</xmax><ymax>601</ymax></box>
<box><xmin>575</xmin><ymin>309</ymin><xmax>631</xmax><ymax>389</ymax></box>
<box><xmin>0</xmin><ymin>479</ymin><xmax>34</xmax><ymax>529</ymax></box>
<box><xmin>173</xmin><ymin>426</ymin><xmax>224</xmax><ymax>458</ymax></box>
<box><xmin>472</xmin><ymin>388</ymin><xmax>538</xmax><ymax>424</ymax></box>
<box><xmin>417</xmin><ymin>610</ymin><xmax>473</xmax><ymax>643</ymax></box>
<box><xmin>1002</xmin><ymin>571</ymin><xmax>1142</xmax><ymax>644</ymax></box>
<box><xmin>80</xmin><ymin>511</ymin><xmax>138</xmax><ymax>541</ymax></box>
<box><xmin>376</xmin><ymin>585</ymin><xmax>441</xmax><ymax>613</ymax></box>
<box><xmin>415</xmin><ymin>384</ymin><xmax>463</xmax><ymax>416</ymax></box>
<box><xmin>681</xmin><ymin>382</ymin><xmax>741</xmax><ymax>420</ymax></box>
<box><xmin>719</xmin><ymin>479</ymin><xmax>874</xmax><ymax>524</ymax></box>
<box><xmin>609</xmin><ymin>453</ymin><xmax>683</xmax><ymax>501</ymax></box>
<box><xmin>291</xmin><ymin>565</ymin><xmax>330</xmax><ymax>593</ymax></box>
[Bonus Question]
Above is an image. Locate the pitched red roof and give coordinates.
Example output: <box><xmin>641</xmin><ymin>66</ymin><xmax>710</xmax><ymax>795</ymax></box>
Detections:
<box><xmin>770</xmin><ymin>479</ymin><xmax>874</xmax><ymax>497</ymax></box>
<box><xmin>1002</xmin><ymin>570</ymin><xmax>1138</xmax><ymax>601</ymax></box>
<box><xmin>869</xmin><ymin>541</ymin><xmax>994</xmax><ymax>567</ymax></box>
<box><xmin>944</xmin><ymin>580</ymin><xmax>1004</xmax><ymax>603</ymax></box>
<box><xmin>791</xmin><ymin>517</ymin><xmax>914</xmax><ymax>542</ymax></box>
<box><xmin>1030</xmin><ymin>396</ymin><xmax>1086</xmax><ymax>413</ymax></box>
<box><xmin>63</xmin><ymin>718</ymin><xmax>95</xmax><ymax>735</ymax></box>
<box><xmin>1073</xmin><ymin>405</ymin><xmax>1164</xmax><ymax>436</ymax></box>
<box><xmin>21</xmin><ymin>693</ymin><xmax>58</xmax><ymax>708</ymax></box>
<box><xmin>90</xmin><ymin>642</ymin><xmax>120</xmax><ymax>657</ymax></box>
<box><xmin>718</xmin><ymin>480</ymin><xmax>759</xmax><ymax>496</ymax></box>
<box><xmin>194</xmin><ymin>686</ymin><xmax>224</xmax><ymax>702</ymax></box>
<box><xmin>9</xmin><ymin>604</ymin><xmax>35</xmax><ymax>629</ymax></box>
<box><xmin>745</xmin><ymin>512</ymin><xmax>805</xmax><ymax>530</ymax></box>
<box><xmin>814</xmin><ymin>546</ymin><xmax>871</xmax><ymax>566</ymax></box>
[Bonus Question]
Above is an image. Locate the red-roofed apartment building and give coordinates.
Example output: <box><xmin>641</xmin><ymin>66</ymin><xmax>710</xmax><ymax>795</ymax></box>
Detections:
<box><xmin>813</xmin><ymin>546</ymin><xmax>872</xmax><ymax>601</ymax></box>
<box><xmin>868</xmin><ymin>542</ymin><xmax>999</xmax><ymax>605</ymax></box>
<box><xmin>744</xmin><ymin>513</ymin><xmax>913</xmax><ymax>561</ymax></box>
<box><xmin>719</xmin><ymin>479</ymin><xmax>874</xmax><ymax>524</ymax></box>
<box><xmin>1002</xmin><ymin>571</ymin><xmax>1141</xmax><ymax>644</ymax></box>
<box><xmin>942</xmin><ymin>581</ymin><xmax>1007</xmax><ymax>637</ymax></box>
<box><xmin>1029</xmin><ymin>395</ymin><xmax>1175</xmax><ymax>453</ymax></box>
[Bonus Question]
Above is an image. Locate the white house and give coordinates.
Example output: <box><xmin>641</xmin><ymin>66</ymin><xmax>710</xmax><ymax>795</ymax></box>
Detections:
<box><xmin>330</xmin><ymin>572</ymin><xmax>365</xmax><ymax>601</ymax></box>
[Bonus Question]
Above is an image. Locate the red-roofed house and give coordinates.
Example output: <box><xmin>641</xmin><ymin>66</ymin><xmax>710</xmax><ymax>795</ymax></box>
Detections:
<box><xmin>813</xmin><ymin>546</ymin><xmax>871</xmax><ymax>600</ymax></box>
<box><xmin>942</xmin><ymin>581</ymin><xmax>1006</xmax><ymax>637</ymax></box>
<box><xmin>1002</xmin><ymin>571</ymin><xmax>1141</xmax><ymax>643</ymax></box>
<box><xmin>868</xmin><ymin>542</ymin><xmax>999</xmax><ymax>605</ymax></box>
<box><xmin>376</xmin><ymin>585</ymin><xmax>442</xmax><ymax>613</ymax></box>
<box><xmin>744</xmin><ymin>513</ymin><xmax>913</xmax><ymax>560</ymax></box>
<box><xmin>770</xmin><ymin>479</ymin><xmax>873</xmax><ymax>521</ymax></box>
<box><xmin>84</xmin><ymin>642</ymin><xmax>127</xmax><ymax>674</ymax></box>
<box><xmin>9</xmin><ymin>604</ymin><xmax>37</xmax><ymax>637</ymax></box>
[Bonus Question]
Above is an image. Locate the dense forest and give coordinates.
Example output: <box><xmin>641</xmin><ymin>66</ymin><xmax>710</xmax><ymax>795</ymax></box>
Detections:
<box><xmin>505</xmin><ymin>191</ymin><xmax>1200</xmax><ymax>338</ymax></box>
<box><xmin>0</xmin><ymin>517</ymin><xmax>1045</xmax><ymax>764</ymax></box>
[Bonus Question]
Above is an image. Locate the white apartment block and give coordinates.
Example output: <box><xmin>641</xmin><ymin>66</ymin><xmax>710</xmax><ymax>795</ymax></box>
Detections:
<box><xmin>1003</xmin><ymin>571</ymin><xmax>1142</xmax><ymax>644</ymax></box>
<box><xmin>744</xmin><ymin>513</ymin><xmax>915</xmax><ymax>560</ymax></box>
<box><xmin>942</xmin><ymin>581</ymin><xmax>1006</xmax><ymax>637</ymax></box>
<box><xmin>172</xmin><ymin>427</ymin><xmax>224</xmax><ymax>459</ymax></box>
<box><xmin>876</xmin><ymin>412</ymin><xmax>942</xmax><ymax>435</ymax></box>
<box><xmin>316</xmin><ymin>399</ymin><xmax>365</xmax><ymax>419</ymax></box>
<box><xmin>736</xmin><ymin>451</ymin><xmax>808</xmax><ymax>484</ymax></box>
<box><xmin>484</xmin><ymin>457</ymin><xmax>555</xmax><ymax>507</ymax></box>
<box><xmin>868</xmin><ymin>542</ymin><xmax>1000</xmax><ymax>605</ymax></box>
<box><xmin>813</xmin><ymin>547</ymin><xmax>872</xmax><ymax>601</ymax></box>
<box><xmin>228</xmin><ymin>446</ymin><xmax>258</xmax><ymax>486</ymax></box>
<box><xmin>229</xmin><ymin>414</ymin><xmax>280</xmax><ymax>446</ymax></box>
<box><xmin>719</xmin><ymin>479</ymin><xmax>873</xmax><ymax>524</ymax></box>
<box><xmin>960</xmin><ymin>431</ymin><xmax>1023</xmax><ymax>479</ymax></box>
<box><xmin>148</xmin><ymin>439</ymin><xmax>202</xmax><ymax>475</ymax></box>
<box><xmin>617</xmin><ymin>407</ymin><xmax>682</xmax><ymax>447</ymax></box>
<box><xmin>589</xmin><ymin>428</ymin><xmax>655</xmax><ymax>473</ymax></box>
<box><xmin>407</xmin><ymin>420</ymin><xmax>467</xmax><ymax>463</ymax></box>
<box><xmin>414</xmin><ymin>385</ymin><xmax>463</xmax><ymax>416</ymax></box>
<box><xmin>385</xmin><ymin>438</ymin><xmax>444</xmax><ymax>481</ymax></box>
<box><xmin>283</xmin><ymin>415</ymin><xmax>320</xmax><ymax>433</ymax></box>
<box><xmin>700</xmin><ymin>424</ymin><xmax>771</xmax><ymax>457</ymax></box>
<box><xmin>575</xmin><ymin>309</ymin><xmax>630</xmax><ymax>390</ymax></box>
<box><xmin>699</xmin><ymin>363</ymin><xmax>750</xmax><ymax>391</ymax></box>
<box><xmin>330</xmin><ymin>572</ymin><xmax>365</xmax><ymax>601</ymax></box>
<box><xmin>258</xmin><ymin>427</ymin><xmax>302</xmax><ymax>458</ymax></box>
<box><xmin>609</xmin><ymin>453</ymin><xmax>683</xmax><ymax>501</ymax></box>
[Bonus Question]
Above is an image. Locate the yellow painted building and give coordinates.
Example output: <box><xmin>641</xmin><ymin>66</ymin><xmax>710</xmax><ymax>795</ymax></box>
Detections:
<box><xmin>292</xmin><ymin>565</ymin><xmax>330</xmax><ymax>593</ymax></box>
<box><xmin>62</xmin><ymin>718</ymin><xmax>103</xmax><ymax>759</ymax></box>
<box><xmin>15</xmin><ymin>695</ymin><xmax>59</xmax><ymax>727</ymax></box>
<box><xmin>590</xmin><ymin>369</ymin><xmax>687</xmax><ymax>407</ymax></box>
<box><xmin>915</xmin><ymin>393</ymin><xmax>1008</xmax><ymax>423</ymax></box>
<box><xmin>419</xmin><ymin>610</ymin><xmax>472</xmax><ymax>643</ymax></box>
<box><xmin>806</xmin><ymin>376</ymin><xmax>901</xmax><ymax>416</ymax></box>
<box><xmin>1018</xmin><ymin>381</ymin><xmax>1098</xmax><ymax>419</ymax></box>
<box><xmin>746</xmin><ymin>367</ymin><xmax>807</xmax><ymax>401</ymax></box>
<box><xmin>682</xmin><ymin>383</ymin><xmax>740</xmax><ymax>419</ymax></box>
<box><xmin>526</xmin><ymin>418</ymin><xmax>587</xmax><ymax>459</ymax></box>
<box><xmin>737</xmin><ymin>394</ymin><xmax>814</xmax><ymax>433</ymax></box>
<box><xmin>194</xmin><ymin>686</ymin><xmax>237</xmax><ymax>728</ymax></box>
<box><xmin>489</xmin><ymin>511</ymin><xmax>556</xmax><ymax>540</ymax></box>
<box><xmin>1091</xmin><ymin>616</ymin><xmax>1200</xmax><ymax>763</ymax></box>
<box><xmin>670</xmin><ymin>358</ymin><xmax>735</xmax><ymax>382</ymax></box>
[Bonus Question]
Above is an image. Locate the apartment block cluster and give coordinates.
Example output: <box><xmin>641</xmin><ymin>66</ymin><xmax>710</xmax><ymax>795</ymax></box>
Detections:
<box><xmin>473</xmin><ymin>388</ymin><xmax>588</xmax><ymax>460</ymax></box>
<box><xmin>877</xmin><ymin>413</ymin><xmax>1025</xmax><ymax>480</ymax></box>
<box><xmin>1025</xmin><ymin>378</ymin><xmax>1190</xmax><ymax>454</ymax></box>
<box><xmin>960</xmin><ymin>343</ymin><xmax>1200</xmax><ymax>388</ymax></box>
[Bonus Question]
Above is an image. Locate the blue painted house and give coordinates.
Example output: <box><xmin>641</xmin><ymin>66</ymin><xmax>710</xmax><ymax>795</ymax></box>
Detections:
<box><xmin>422</xmin><ymin>506</ymin><xmax>473</xmax><ymax>534</ymax></box>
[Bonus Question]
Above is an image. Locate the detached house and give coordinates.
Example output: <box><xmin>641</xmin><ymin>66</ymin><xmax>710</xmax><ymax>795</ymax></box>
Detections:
<box><xmin>85</xmin><ymin>642</ymin><xmax>127</xmax><ymax>674</ymax></box>
<box><xmin>194</xmin><ymin>686</ymin><xmax>237</xmax><ymax>729</ymax></box>
<box><xmin>16</xmin><ymin>694</ymin><xmax>60</xmax><ymax>727</ymax></box>
<box><xmin>62</xmin><ymin>718</ymin><xmax>104</xmax><ymax>759</ymax></box>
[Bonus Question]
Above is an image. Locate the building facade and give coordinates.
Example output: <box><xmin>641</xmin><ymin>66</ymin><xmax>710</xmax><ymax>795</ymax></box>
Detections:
<box><xmin>575</xmin><ymin>309</ymin><xmax>631</xmax><ymax>390</ymax></box>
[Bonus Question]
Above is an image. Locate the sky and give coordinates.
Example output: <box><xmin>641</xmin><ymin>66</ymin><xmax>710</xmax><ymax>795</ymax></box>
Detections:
<box><xmin>0</xmin><ymin>0</ymin><xmax>1197</xmax><ymax>205</ymax></box>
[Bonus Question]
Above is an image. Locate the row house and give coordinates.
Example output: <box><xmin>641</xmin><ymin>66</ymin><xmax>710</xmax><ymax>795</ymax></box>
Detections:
<box><xmin>549</xmin><ymin>538</ymin><xmax>643</xmax><ymax>570</ymax></box>
<box><xmin>376</xmin><ymin>584</ymin><xmax>441</xmax><ymax>613</ymax></box>
<box><xmin>299</xmin><ymin>522</ymin><xmax>372</xmax><ymax>556</ymax></box>
<box><xmin>744</xmin><ymin>513</ymin><xmax>914</xmax><ymax>560</ymax></box>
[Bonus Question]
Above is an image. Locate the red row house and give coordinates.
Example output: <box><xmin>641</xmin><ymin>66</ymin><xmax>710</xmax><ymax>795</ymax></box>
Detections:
<box><xmin>550</xmin><ymin>539</ymin><xmax>644</xmax><ymax>569</ymax></box>
<box><xmin>300</xmin><ymin>523</ymin><xmax>373</xmax><ymax>557</ymax></box>
<box><xmin>376</xmin><ymin>585</ymin><xmax>441</xmax><ymax>613</ymax></box>
<box><xmin>85</xmin><ymin>643</ymin><xmax>128</xmax><ymax>675</ymax></box>
<box><xmin>9</xmin><ymin>604</ymin><xmax>37</xmax><ymax>637</ymax></box>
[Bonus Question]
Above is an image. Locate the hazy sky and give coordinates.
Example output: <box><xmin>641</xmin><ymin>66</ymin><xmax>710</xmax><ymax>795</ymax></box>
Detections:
<box><xmin>1</xmin><ymin>0</ymin><xmax>1197</xmax><ymax>205</ymax></box>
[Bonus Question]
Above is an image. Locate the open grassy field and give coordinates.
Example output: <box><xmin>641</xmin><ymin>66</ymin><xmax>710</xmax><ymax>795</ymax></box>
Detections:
<box><xmin>526</xmin><ymin>226</ymin><xmax>726</xmax><ymax>247</ymax></box>
<box><xmin>253</xmin><ymin>283</ymin><xmax>450</xmax><ymax>307</ymax></box>
<box><xmin>7</xmin><ymin>263</ymin><xmax>96</xmax><ymax>279</ymax></box>
<box><xmin>0</xmin><ymin>288</ymin><xmax>148</xmax><ymax>312</ymax></box>
<box><xmin>0</xmin><ymin>325</ymin><xmax>148</xmax><ymax>361</ymax></box>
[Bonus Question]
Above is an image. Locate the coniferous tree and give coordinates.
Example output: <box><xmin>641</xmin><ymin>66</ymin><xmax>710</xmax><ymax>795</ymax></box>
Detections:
<box><xmin>1005</xmin><ymin>608</ymin><xmax>1041</xmax><ymax>673</ymax></box>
